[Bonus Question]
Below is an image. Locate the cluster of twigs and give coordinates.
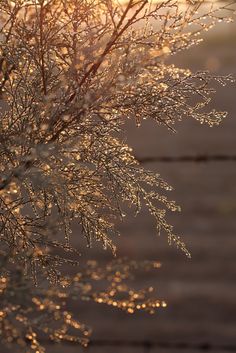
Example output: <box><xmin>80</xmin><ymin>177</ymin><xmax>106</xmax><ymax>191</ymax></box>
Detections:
<box><xmin>0</xmin><ymin>0</ymin><xmax>235</xmax><ymax>351</ymax></box>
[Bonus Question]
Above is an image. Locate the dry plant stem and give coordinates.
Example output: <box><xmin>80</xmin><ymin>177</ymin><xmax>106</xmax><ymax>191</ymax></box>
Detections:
<box><xmin>38</xmin><ymin>1</ymin><xmax>47</xmax><ymax>95</ymax></box>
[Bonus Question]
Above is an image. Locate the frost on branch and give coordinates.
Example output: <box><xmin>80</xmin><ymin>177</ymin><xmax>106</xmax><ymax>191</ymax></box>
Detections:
<box><xmin>0</xmin><ymin>260</ymin><xmax>163</xmax><ymax>352</ymax></box>
<box><xmin>0</xmin><ymin>0</ymin><xmax>235</xmax><ymax>351</ymax></box>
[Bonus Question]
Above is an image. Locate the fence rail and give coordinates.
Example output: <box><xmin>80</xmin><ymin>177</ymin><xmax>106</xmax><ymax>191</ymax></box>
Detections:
<box><xmin>89</xmin><ymin>340</ymin><xmax>236</xmax><ymax>351</ymax></box>
<box><xmin>138</xmin><ymin>154</ymin><xmax>236</xmax><ymax>163</ymax></box>
<box><xmin>43</xmin><ymin>339</ymin><xmax>236</xmax><ymax>351</ymax></box>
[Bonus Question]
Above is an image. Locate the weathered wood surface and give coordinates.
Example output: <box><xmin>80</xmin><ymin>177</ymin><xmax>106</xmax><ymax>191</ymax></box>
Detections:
<box><xmin>2</xmin><ymin>23</ymin><xmax>236</xmax><ymax>353</ymax></box>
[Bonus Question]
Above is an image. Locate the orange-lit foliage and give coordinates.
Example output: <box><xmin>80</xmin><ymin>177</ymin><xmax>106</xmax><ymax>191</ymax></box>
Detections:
<box><xmin>0</xmin><ymin>0</ymin><xmax>235</xmax><ymax>351</ymax></box>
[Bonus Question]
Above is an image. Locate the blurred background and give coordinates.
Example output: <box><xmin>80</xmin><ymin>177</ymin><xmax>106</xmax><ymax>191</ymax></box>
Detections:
<box><xmin>42</xmin><ymin>19</ymin><xmax>236</xmax><ymax>353</ymax></box>
<box><xmin>37</xmin><ymin>13</ymin><xmax>236</xmax><ymax>353</ymax></box>
<box><xmin>5</xmin><ymin>10</ymin><xmax>235</xmax><ymax>353</ymax></box>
